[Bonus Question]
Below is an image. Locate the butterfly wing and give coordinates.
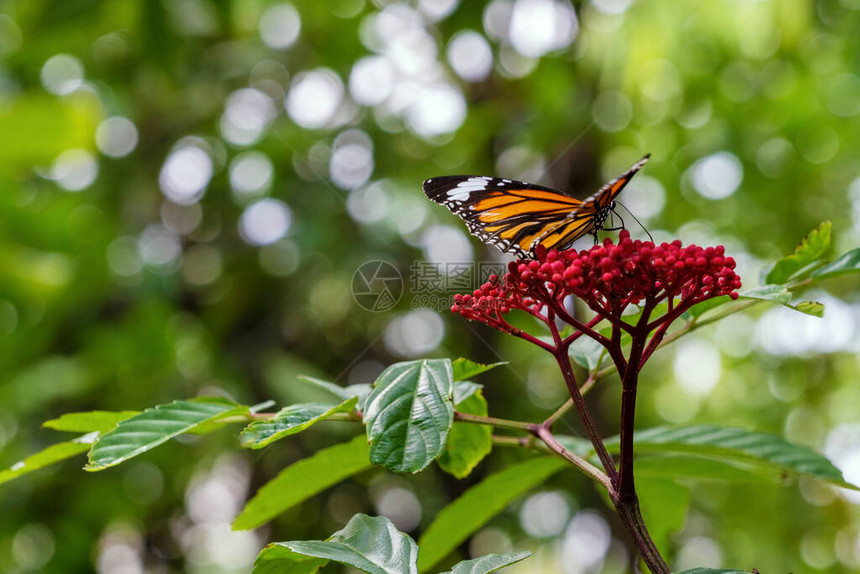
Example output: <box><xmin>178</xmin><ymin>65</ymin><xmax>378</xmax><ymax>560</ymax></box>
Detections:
<box><xmin>583</xmin><ymin>154</ymin><xmax>651</xmax><ymax>214</ymax></box>
<box><xmin>423</xmin><ymin>154</ymin><xmax>651</xmax><ymax>258</ymax></box>
<box><xmin>422</xmin><ymin>175</ymin><xmax>583</xmax><ymax>258</ymax></box>
<box><xmin>530</xmin><ymin>154</ymin><xmax>652</xmax><ymax>252</ymax></box>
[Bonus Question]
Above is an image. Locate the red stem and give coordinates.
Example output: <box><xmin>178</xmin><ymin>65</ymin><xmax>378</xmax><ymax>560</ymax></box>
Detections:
<box><xmin>552</xmin><ymin>347</ymin><xmax>619</xmax><ymax>484</ymax></box>
<box><xmin>610</xmin><ymin>299</ymin><xmax>670</xmax><ymax>573</ymax></box>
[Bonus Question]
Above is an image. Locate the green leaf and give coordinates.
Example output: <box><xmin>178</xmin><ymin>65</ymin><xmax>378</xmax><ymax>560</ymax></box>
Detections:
<box><xmin>764</xmin><ymin>221</ymin><xmax>831</xmax><ymax>284</ymax></box>
<box><xmin>0</xmin><ymin>435</ymin><xmax>95</xmax><ymax>485</ymax></box>
<box><xmin>452</xmin><ymin>358</ymin><xmax>506</xmax><ymax>382</ymax></box>
<box><xmin>740</xmin><ymin>285</ymin><xmax>792</xmax><ymax>305</ymax></box>
<box><xmin>603</xmin><ymin>425</ymin><xmax>855</xmax><ymax>489</ymax></box>
<box><xmin>739</xmin><ymin>285</ymin><xmax>823</xmax><ymax>316</ymax></box>
<box><xmin>811</xmin><ymin>247</ymin><xmax>860</xmax><ymax>280</ymax></box>
<box><xmin>634</xmin><ymin>455</ymin><xmax>777</xmax><ymax>483</ymax></box>
<box><xmin>297</xmin><ymin>376</ymin><xmax>371</xmax><ymax>409</ymax></box>
<box><xmin>437</xmin><ymin>390</ymin><xmax>492</xmax><ymax>479</ymax></box>
<box><xmin>348</xmin><ymin>384</ymin><xmax>373</xmax><ymax>411</ymax></box>
<box><xmin>43</xmin><ymin>410</ymin><xmax>139</xmax><ymax>433</ymax></box>
<box><xmin>675</xmin><ymin>569</ymin><xmax>756</xmax><ymax>574</ymax></box>
<box><xmin>568</xmin><ymin>336</ymin><xmax>605</xmax><ymax>371</ymax></box>
<box><xmin>555</xmin><ymin>440</ymin><xmax>778</xmax><ymax>483</ymax></box>
<box><xmin>233</xmin><ymin>435</ymin><xmax>372</xmax><ymax>530</ymax></box>
<box><xmin>794</xmin><ymin>301</ymin><xmax>824</xmax><ymax>317</ymax></box>
<box><xmin>364</xmin><ymin>359</ymin><xmax>454</xmax><ymax>474</ymax></box>
<box><xmin>254</xmin><ymin>514</ymin><xmax>418</xmax><ymax>574</ymax></box>
<box><xmin>453</xmin><ymin>381</ymin><xmax>482</xmax><ymax>404</ymax></box>
<box><xmin>439</xmin><ymin>552</ymin><xmax>532</xmax><ymax>574</ymax></box>
<box><xmin>240</xmin><ymin>398</ymin><xmax>358</xmax><ymax>449</ymax></box>
<box><xmin>297</xmin><ymin>375</ymin><xmax>352</xmax><ymax>400</ymax></box>
<box><xmin>253</xmin><ymin>545</ymin><xmax>327</xmax><ymax>574</ymax></box>
<box><xmin>86</xmin><ymin>398</ymin><xmax>248</xmax><ymax>471</ymax></box>
<box><xmin>686</xmin><ymin>295</ymin><xmax>732</xmax><ymax>318</ymax></box>
<box><xmin>417</xmin><ymin>456</ymin><xmax>567</xmax><ymax>572</ymax></box>
<box><xmin>251</xmin><ymin>400</ymin><xmax>277</xmax><ymax>413</ymax></box>
<box><xmin>637</xmin><ymin>478</ymin><xmax>690</xmax><ymax>557</ymax></box>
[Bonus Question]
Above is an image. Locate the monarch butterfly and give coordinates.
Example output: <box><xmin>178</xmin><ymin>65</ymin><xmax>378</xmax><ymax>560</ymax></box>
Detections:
<box><xmin>422</xmin><ymin>154</ymin><xmax>650</xmax><ymax>259</ymax></box>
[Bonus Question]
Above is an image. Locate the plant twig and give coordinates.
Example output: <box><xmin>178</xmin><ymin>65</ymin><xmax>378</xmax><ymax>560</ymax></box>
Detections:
<box><xmin>553</xmin><ymin>349</ymin><xmax>619</xmax><ymax>484</ymax></box>
<box><xmin>535</xmin><ymin>425</ymin><xmax>611</xmax><ymax>491</ymax></box>
<box><xmin>454</xmin><ymin>411</ymin><xmax>539</xmax><ymax>432</ymax></box>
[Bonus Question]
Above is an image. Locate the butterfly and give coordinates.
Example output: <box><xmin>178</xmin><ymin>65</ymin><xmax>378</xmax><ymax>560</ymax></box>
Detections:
<box><xmin>422</xmin><ymin>154</ymin><xmax>650</xmax><ymax>259</ymax></box>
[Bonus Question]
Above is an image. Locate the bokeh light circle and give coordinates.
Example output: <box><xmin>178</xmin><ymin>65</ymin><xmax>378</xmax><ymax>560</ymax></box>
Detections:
<box><xmin>239</xmin><ymin>199</ymin><xmax>293</xmax><ymax>246</ymax></box>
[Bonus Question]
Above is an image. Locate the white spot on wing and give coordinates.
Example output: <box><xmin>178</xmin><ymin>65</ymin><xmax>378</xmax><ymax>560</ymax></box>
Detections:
<box><xmin>447</xmin><ymin>176</ymin><xmax>492</xmax><ymax>201</ymax></box>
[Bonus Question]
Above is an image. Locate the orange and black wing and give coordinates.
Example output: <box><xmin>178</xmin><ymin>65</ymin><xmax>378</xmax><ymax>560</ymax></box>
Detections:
<box><xmin>422</xmin><ymin>154</ymin><xmax>650</xmax><ymax>259</ymax></box>
<box><xmin>582</xmin><ymin>154</ymin><xmax>650</xmax><ymax>214</ymax></box>
<box><xmin>530</xmin><ymin>154</ymin><xmax>651</xmax><ymax>251</ymax></box>
<box><xmin>422</xmin><ymin>175</ymin><xmax>583</xmax><ymax>258</ymax></box>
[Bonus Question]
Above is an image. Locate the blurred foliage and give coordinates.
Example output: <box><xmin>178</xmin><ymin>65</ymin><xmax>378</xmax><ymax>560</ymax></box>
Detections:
<box><xmin>1</xmin><ymin>0</ymin><xmax>860</xmax><ymax>572</ymax></box>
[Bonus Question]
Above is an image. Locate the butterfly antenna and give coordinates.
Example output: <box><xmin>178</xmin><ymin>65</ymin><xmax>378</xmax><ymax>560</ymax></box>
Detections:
<box><xmin>614</xmin><ymin>201</ymin><xmax>653</xmax><ymax>242</ymax></box>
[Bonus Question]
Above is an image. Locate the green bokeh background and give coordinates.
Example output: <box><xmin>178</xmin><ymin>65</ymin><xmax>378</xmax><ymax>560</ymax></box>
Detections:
<box><xmin>1</xmin><ymin>0</ymin><xmax>859</xmax><ymax>572</ymax></box>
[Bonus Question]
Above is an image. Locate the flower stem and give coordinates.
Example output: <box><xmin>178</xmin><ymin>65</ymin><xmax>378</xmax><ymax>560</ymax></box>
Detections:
<box><xmin>617</xmin><ymin>330</ymin><xmax>646</xmax><ymax>498</ymax></box>
<box><xmin>612</xmin><ymin>493</ymin><xmax>671</xmax><ymax>574</ymax></box>
<box><xmin>610</xmin><ymin>306</ymin><xmax>670</xmax><ymax>573</ymax></box>
<box><xmin>552</xmin><ymin>348</ymin><xmax>619</xmax><ymax>484</ymax></box>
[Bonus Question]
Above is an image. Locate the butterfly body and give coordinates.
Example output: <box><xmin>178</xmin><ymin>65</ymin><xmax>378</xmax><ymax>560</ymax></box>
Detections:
<box><xmin>423</xmin><ymin>155</ymin><xmax>650</xmax><ymax>259</ymax></box>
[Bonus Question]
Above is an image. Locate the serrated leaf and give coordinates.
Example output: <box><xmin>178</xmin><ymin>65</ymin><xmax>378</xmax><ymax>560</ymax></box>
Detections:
<box><xmin>602</xmin><ymin>425</ymin><xmax>855</xmax><ymax>489</ymax></box>
<box><xmin>364</xmin><ymin>359</ymin><xmax>454</xmax><ymax>474</ymax></box>
<box><xmin>740</xmin><ymin>286</ymin><xmax>824</xmax><ymax>317</ymax></box>
<box><xmin>0</xmin><ymin>436</ymin><xmax>94</xmax><ymax>485</ymax></box>
<box><xmin>568</xmin><ymin>336</ymin><xmax>605</xmax><ymax>371</ymax></box>
<box><xmin>234</xmin><ymin>435</ymin><xmax>371</xmax><ymax>530</ymax></box>
<box><xmin>240</xmin><ymin>398</ymin><xmax>358</xmax><ymax>449</ymax></box>
<box><xmin>440</xmin><ymin>551</ymin><xmax>531</xmax><ymax>574</ymax></box>
<box><xmin>452</xmin><ymin>358</ymin><xmax>506</xmax><ymax>382</ymax></box>
<box><xmin>437</xmin><ymin>390</ymin><xmax>492</xmax><ymax>479</ymax></box>
<box><xmin>417</xmin><ymin>456</ymin><xmax>567</xmax><ymax>572</ymax></box>
<box><xmin>43</xmin><ymin>410</ymin><xmax>139</xmax><ymax>433</ymax></box>
<box><xmin>812</xmin><ymin>247</ymin><xmax>860</xmax><ymax>280</ymax></box>
<box><xmin>764</xmin><ymin>222</ymin><xmax>831</xmax><ymax>284</ymax></box>
<box><xmin>86</xmin><ymin>398</ymin><xmax>248</xmax><ymax>471</ymax></box>
<box><xmin>255</xmin><ymin>514</ymin><xmax>418</xmax><ymax>574</ymax></box>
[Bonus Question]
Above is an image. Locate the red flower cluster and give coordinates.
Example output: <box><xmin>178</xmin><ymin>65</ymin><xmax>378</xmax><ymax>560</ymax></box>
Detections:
<box><xmin>453</xmin><ymin>231</ymin><xmax>741</xmax><ymax>333</ymax></box>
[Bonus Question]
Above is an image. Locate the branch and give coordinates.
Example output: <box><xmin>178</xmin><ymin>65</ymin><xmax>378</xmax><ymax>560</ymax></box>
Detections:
<box><xmin>535</xmin><ymin>425</ymin><xmax>612</xmax><ymax>491</ymax></box>
<box><xmin>454</xmin><ymin>410</ymin><xmax>539</xmax><ymax>432</ymax></box>
<box><xmin>553</xmin><ymin>349</ymin><xmax>619</xmax><ymax>484</ymax></box>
